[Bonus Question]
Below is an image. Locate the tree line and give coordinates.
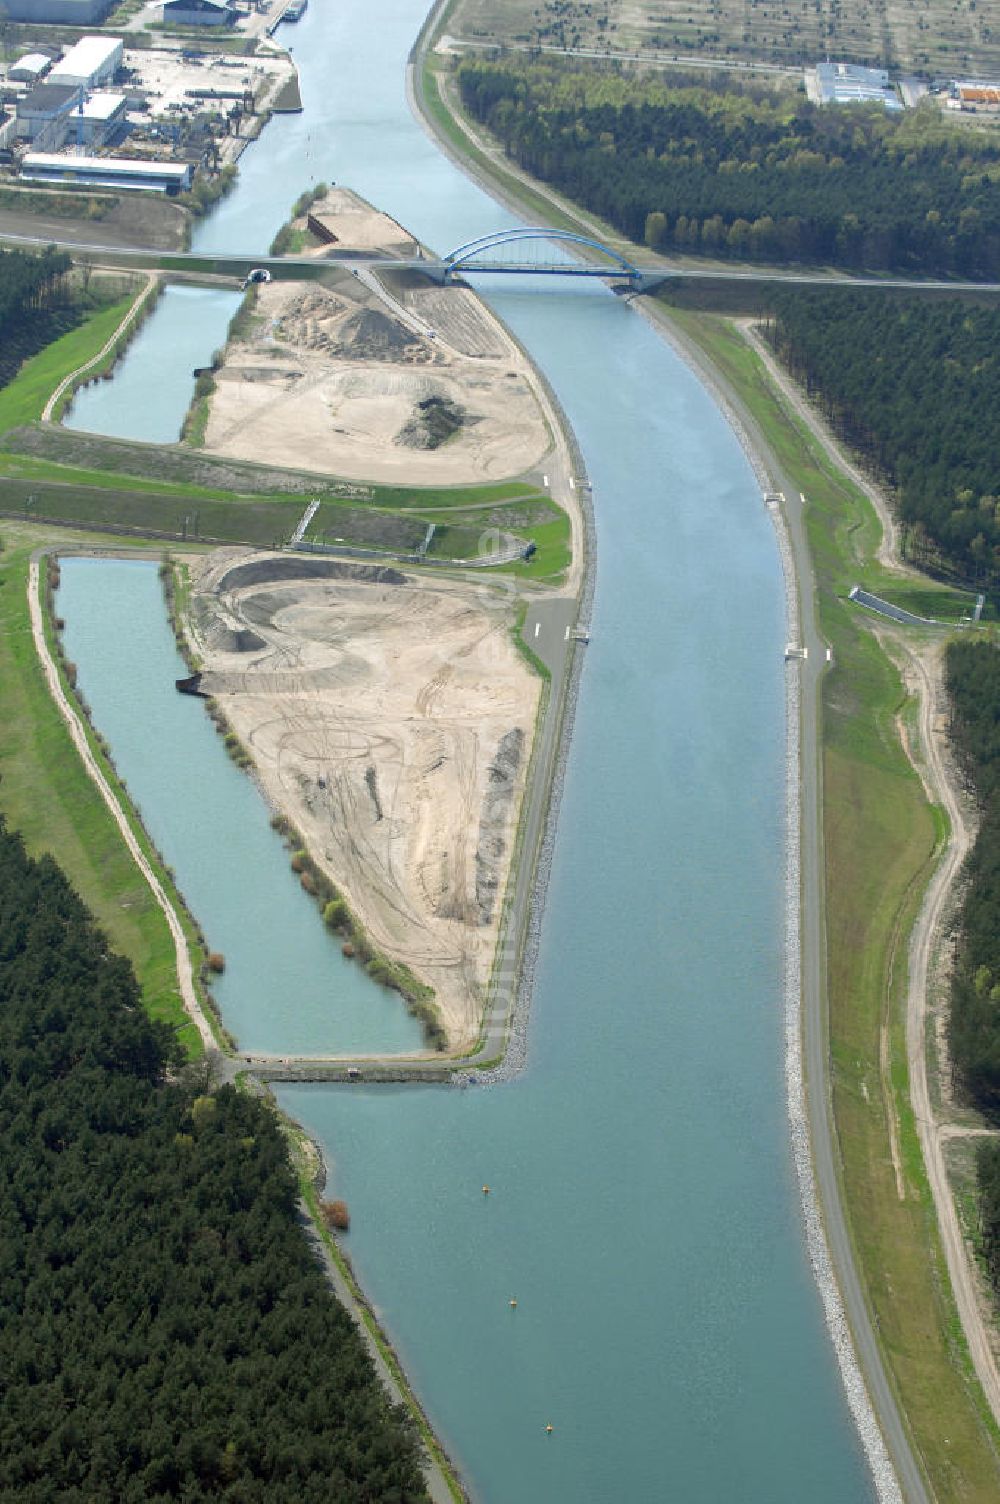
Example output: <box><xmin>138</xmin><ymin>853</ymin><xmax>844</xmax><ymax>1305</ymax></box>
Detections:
<box><xmin>0</xmin><ymin>817</ymin><xmax>429</xmax><ymax>1501</ymax></box>
<box><xmin>457</xmin><ymin>59</ymin><xmax>1000</xmax><ymax>277</ymax></box>
<box><xmin>762</xmin><ymin>289</ymin><xmax>1000</xmax><ymax>591</ymax></box>
<box><xmin>0</xmin><ymin>246</ymin><xmax>75</xmax><ymax>389</ymax></box>
<box><xmin>945</xmin><ymin>645</ymin><xmax>1000</xmax><ymax>1303</ymax></box>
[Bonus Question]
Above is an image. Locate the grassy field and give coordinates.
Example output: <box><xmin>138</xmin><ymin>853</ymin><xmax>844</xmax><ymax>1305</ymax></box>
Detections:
<box><xmin>669</xmin><ymin>308</ymin><xmax>1000</xmax><ymax>1500</ymax></box>
<box><xmin>448</xmin><ymin>0</ymin><xmax>1000</xmax><ymax>77</ymax></box>
<box><xmin>0</xmin><ymin>309</ymin><xmax>568</xmax><ymax>569</ymax></box>
<box><xmin>0</xmin><ymin>524</ymin><xmax>206</xmax><ymax>1058</ymax></box>
<box><xmin>0</xmin><ymin>298</ymin><xmax>135</xmax><ymax>434</ymax></box>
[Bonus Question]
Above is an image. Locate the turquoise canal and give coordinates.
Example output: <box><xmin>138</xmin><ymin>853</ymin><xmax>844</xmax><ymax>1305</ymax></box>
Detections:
<box><xmin>58</xmin><ymin>557</ymin><xmax>422</xmax><ymax>1057</ymax></box>
<box><xmin>65</xmin><ymin>285</ymin><xmax>241</xmax><ymax>444</ymax></box>
<box><xmin>55</xmin><ymin>0</ymin><xmax>877</xmax><ymax>1496</ymax></box>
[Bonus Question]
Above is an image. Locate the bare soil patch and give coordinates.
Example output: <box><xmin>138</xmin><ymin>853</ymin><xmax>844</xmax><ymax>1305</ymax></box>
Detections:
<box><xmin>188</xmin><ymin>549</ymin><xmax>542</xmax><ymax>1050</ymax></box>
<box><xmin>202</xmin><ymin>269</ymin><xmax>550</xmax><ymax>484</ymax></box>
<box><xmin>0</xmin><ymin>191</ymin><xmax>189</xmax><ymax>252</ymax></box>
<box><xmin>448</xmin><ymin>0</ymin><xmax>1000</xmax><ymax>75</ymax></box>
<box><xmin>303</xmin><ymin>187</ymin><xmax>420</xmax><ymax>258</ymax></box>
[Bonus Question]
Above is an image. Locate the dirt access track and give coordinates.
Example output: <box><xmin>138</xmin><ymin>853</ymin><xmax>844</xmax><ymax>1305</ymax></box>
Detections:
<box><xmin>201</xmin><ymin>189</ymin><xmax>551</xmax><ymax>484</ymax></box>
<box><xmin>187</xmin><ymin>549</ymin><xmax>542</xmax><ymax>1051</ymax></box>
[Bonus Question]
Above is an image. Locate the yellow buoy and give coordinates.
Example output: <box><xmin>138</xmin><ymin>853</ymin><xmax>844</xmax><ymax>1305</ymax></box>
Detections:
<box><xmin>482</xmin><ymin>1185</ymin><xmax>490</xmax><ymax>1195</ymax></box>
<box><xmin>545</xmin><ymin>1424</ymin><xmax>554</xmax><ymax>1435</ymax></box>
<box><xmin>509</xmin><ymin>1298</ymin><xmax>517</xmax><ymax>1309</ymax></box>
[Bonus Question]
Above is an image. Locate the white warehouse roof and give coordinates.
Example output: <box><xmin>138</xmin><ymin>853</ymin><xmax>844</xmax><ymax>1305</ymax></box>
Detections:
<box><xmin>11</xmin><ymin>53</ymin><xmax>52</xmax><ymax>80</ymax></box>
<box><xmin>82</xmin><ymin>91</ymin><xmax>126</xmax><ymax>120</ymax></box>
<box><xmin>49</xmin><ymin>35</ymin><xmax>122</xmax><ymax>84</ymax></box>
<box><xmin>22</xmin><ymin>152</ymin><xmax>190</xmax><ymax>182</ymax></box>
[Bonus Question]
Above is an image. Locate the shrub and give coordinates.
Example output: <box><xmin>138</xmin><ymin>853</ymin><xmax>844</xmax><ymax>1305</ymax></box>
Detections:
<box><xmin>323</xmin><ymin>1199</ymin><xmax>350</xmax><ymax>1231</ymax></box>
<box><xmin>323</xmin><ymin>898</ymin><xmax>347</xmax><ymax>930</ymax></box>
<box><xmin>207</xmin><ymin>952</ymin><xmax>226</xmax><ymax>974</ymax></box>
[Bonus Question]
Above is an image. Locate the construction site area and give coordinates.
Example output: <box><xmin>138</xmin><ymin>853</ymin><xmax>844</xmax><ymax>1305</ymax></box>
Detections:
<box><xmin>201</xmin><ymin>188</ymin><xmax>552</xmax><ymax>485</ymax></box>
<box><xmin>186</xmin><ymin>548</ymin><xmax>543</xmax><ymax>1052</ymax></box>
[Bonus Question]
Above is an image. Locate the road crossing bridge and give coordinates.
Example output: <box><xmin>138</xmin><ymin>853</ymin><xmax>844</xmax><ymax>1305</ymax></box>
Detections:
<box><xmin>3</xmin><ymin>229</ymin><xmax>1000</xmax><ymax>299</ymax></box>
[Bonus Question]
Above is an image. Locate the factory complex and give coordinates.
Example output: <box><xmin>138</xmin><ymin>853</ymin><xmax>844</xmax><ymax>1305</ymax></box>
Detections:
<box><xmin>0</xmin><ymin>27</ymin><xmax>297</xmax><ymax>194</ymax></box>
<box><xmin>804</xmin><ymin>59</ymin><xmax>1000</xmax><ymax>118</ymax></box>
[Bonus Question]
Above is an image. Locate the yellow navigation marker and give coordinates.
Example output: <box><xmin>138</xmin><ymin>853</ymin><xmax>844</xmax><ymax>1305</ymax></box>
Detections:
<box><xmin>482</xmin><ymin>1184</ymin><xmax>490</xmax><ymax>1195</ymax></box>
<box><xmin>509</xmin><ymin>1298</ymin><xmax>517</xmax><ymax>1309</ymax></box>
<box><xmin>545</xmin><ymin>1424</ymin><xmax>554</xmax><ymax>1435</ymax></box>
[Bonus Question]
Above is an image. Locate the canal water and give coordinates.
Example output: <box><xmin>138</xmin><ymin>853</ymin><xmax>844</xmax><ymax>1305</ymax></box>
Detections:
<box><xmin>58</xmin><ymin>556</ymin><xmax>423</xmax><ymax>1056</ymax></box>
<box><xmin>56</xmin><ymin>0</ymin><xmax>877</xmax><ymax>1498</ymax></box>
<box><xmin>65</xmin><ymin>285</ymin><xmax>241</xmax><ymax>443</ymax></box>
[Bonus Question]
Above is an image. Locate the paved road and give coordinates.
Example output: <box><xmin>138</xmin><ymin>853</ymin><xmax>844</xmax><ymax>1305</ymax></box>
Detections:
<box><xmin>6</xmin><ymin>227</ymin><xmax>1000</xmax><ymax>300</ymax></box>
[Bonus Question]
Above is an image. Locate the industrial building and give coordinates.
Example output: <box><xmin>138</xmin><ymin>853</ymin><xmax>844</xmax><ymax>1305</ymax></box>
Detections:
<box><xmin>953</xmin><ymin>80</ymin><xmax>1000</xmax><ymax>111</ymax></box>
<box><xmin>16</xmin><ymin>82</ymin><xmax>85</xmax><ymax>148</ymax></box>
<box><xmin>162</xmin><ymin>0</ymin><xmax>237</xmax><ymax>23</ymax></box>
<box><xmin>20</xmin><ymin>151</ymin><xmax>192</xmax><ymax>193</ymax></box>
<box><xmin>78</xmin><ymin>93</ymin><xmax>129</xmax><ymax>147</ymax></box>
<box><xmin>9</xmin><ymin>54</ymin><xmax>53</xmax><ymax>84</ymax></box>
<box><xmin>0</xmin><ymin>0</ymin><xmax>114</xmax><ymax>21</ymax></box>
<box><xmin>48</xmin><ymin>36</ymin><xmax>124</xmax><ymax>91</ymax></box>
<box><xmin>815</xmin><ymin>61</ymin><xmax>901</xmax><ymax>111</ymax></box>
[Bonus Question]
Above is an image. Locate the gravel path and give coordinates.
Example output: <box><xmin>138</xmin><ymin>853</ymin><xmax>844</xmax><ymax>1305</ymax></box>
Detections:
<box><xmin>902</xmin><ymin>641</ymin><xmax>1000</xmax><ymax>1420</ymax></box>
<box><xmin>27</xmin><ymin>549</ymin><xmax>216</xmax><ymax>1054</ymax></box>
<box><xmin>42</xmin><ymin>273</ymin><xmax>159</xmax><ymax>425</ymax></box>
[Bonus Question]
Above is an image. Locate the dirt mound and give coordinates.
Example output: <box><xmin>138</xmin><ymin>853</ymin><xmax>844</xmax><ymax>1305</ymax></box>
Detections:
<box><xmin>273</xmin><ymin>287</ymin><xmax>352</xmax><ymax>355</ymax></box>
<box><xmin>214</xmin><ymin>555</ymin><xmax>407</xmax><ymax>594</ymax></box>
<box><xmin>397</xmin><ymin>396</ymin><xmax>471</xmax><ymax>450</ymax></box>
<box><xmin>474</xmin><ymin>728</ymin><xmax>525</xmax><ymax>924</ymax></box>
<box><xmin>339</xmin><ymin>307</ymin><xmax>435</xmax><ymax>364</ymax></box>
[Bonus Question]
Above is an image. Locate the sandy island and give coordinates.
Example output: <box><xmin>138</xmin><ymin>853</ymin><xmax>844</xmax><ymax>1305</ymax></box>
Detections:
<box><xmin>177</xmin><ymin>190</ymin><xmax>582</xmax><ymax>1051</ymax></box>
<box><xmin>187</xmin><ymin>550</ymin><xmax>541</xmax><ymax>1051</ymax></box>
<box><xmin>200</xmin><ymin>188</ymin><xmax>551</xmax><ymax>485</ymax></box>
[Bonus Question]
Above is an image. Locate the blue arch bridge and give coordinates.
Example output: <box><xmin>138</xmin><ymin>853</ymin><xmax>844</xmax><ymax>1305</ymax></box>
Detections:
<box><xmin>5</xmin><ymin>225</ymin><xmax>1000</xmax><ymax>298</ymax></box>
<box><xmin>419</xmin><ymin>226</ymin><xmax>666</xmax><ymax>291</ymax></box>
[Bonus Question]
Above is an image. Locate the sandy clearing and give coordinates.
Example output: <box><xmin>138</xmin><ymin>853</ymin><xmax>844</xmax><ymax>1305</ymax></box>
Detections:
<box><xmin>201</xmin><ymin>261</ymin><xmax>551</xmax><ymax>485</ymax></box>
<box><xmin>187</xmin><ymin>550</ymin><xmax>541</xmax><ymax>1051</ymax></box>
<box><xmin>302</xmin><ymin>188</ymin><xmax>420</xmax><ymax>257</ymax></box>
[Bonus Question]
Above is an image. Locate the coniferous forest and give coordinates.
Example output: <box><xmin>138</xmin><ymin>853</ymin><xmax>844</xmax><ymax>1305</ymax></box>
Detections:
<box><xmin>946</xmin><ymin>647</ymin><xmax>1000</xmax><ymax>1300</ymax></box>
<box><xmin>0</xmin><ymin>247</ymin><xmax>76</xmax><ymax>388</ymax></box>
<box><xmin>763</xmin><ymin>290</ymin><xmax>1000</xmax><ymax>591</ymax></box>
<box><xmin>457</xmin><ymin>60</ymin><xmax>1000</xmax><ymax>277</ymax></box>
<box><xmin>946</xmin><ymin>643</ymin><xmax>1000</xmax><ymax>1118</ymax></box>
<box><xmin>0</xmin><ymin>819</ymin><xmax>428</xmax><ymax>1502</ymax></box>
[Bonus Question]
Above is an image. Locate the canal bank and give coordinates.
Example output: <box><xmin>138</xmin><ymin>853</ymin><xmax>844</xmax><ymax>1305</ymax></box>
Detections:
<box><xmin>407</xmin><ymin>27</ymin><xmax>916</xmax><ymax>1504</ymax></box>
<box><xmin>37</xmin><ymin>0</ymin><xmax>881</xmax><ymax>1499</ymax></box>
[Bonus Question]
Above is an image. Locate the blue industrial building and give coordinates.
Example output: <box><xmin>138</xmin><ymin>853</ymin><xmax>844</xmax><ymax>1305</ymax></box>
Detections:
<box><xmin>816</xmin><ymin>62</ymin><xmax>901</xmax><ymax>111</ymax></box>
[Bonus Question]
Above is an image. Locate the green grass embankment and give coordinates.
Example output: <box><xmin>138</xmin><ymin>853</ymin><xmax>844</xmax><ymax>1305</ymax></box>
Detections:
<box><xmin>0</xmin><ymin>297</ymin><xmax>136</xmax><ymax>433</ymax></box>
<box><xmin>0</xmin><ymin>528</ymin><xmax>208</xmax><ymax>1058</ymax></box>
<box><xmin>419</xmin><ymin>52</ymin><xmax>631</xmax><ymax>254</ymax></box>
<box><xmin>669</xmin><ymin>309</ymin><xmax>1000</xmax><ymax>1502</ymax></box>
